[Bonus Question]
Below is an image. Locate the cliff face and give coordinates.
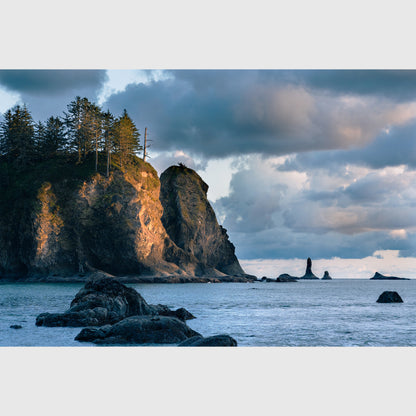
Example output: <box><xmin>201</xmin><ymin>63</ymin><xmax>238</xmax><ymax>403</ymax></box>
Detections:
<box><xmin>0</xmin><ymin>159</ymin><xmax>245</xmax><ymax>280</ymax></box>
<box><xmin>160</xmin><ymin>165</ymin><xmax>244</xmax><ymax>276</ymax></box>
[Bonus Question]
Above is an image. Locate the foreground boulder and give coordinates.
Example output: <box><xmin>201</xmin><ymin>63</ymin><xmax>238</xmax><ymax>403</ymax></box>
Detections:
<box><xmin>36</xmin><ymin>273</ymin><xmax>194</xmax><ymax>327</ymax></box>
<box><xmin>178</xmin><ymin>334</ymin><xmax>237</xmax><ymax>346</ymax></box>
<box><xmin>376</xmin><ymin>291</ymin><xmax>403</xmax><ymax>303</ymax></box>
<box><xmin>370</xmin><ymin>272</ymin><xmax>409</xmax><ymax>281</ymax></box>
<box><xmin>75</xmin><ymin>316</ymin><xmax>201</xmax><ymax>345</ymax></box>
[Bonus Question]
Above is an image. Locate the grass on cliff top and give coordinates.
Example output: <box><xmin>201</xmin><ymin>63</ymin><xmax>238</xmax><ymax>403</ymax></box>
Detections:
<box><xmin>0</xmin><ymin>153</ymin><xmax>157</xmax><ymax>214</ymax></box>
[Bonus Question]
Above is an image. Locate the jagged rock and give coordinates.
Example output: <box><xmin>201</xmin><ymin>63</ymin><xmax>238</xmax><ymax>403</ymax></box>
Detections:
<box><xmin>75</xmin><ymin>315</ymin><xmax>201</xmax><ymax>345</ymax></box>
<box><xmin>10</xmin><ymin>325</ymin><xmax>22</xmax><ymax>329</ymax></box>
<box><xmin>322</xmin><ymin>271</ymin><xmax>332</xmax><ymax>280</ymax></box>
<box><xmin>178</xmin><ymin>334</ymin><xmax>237</xmax><ymax>347</ymax></box>
<box><xmin>376</xmin><ymin>291</ymin><xmax>403</xmax><ymax>303</ymax></box>
<box><xmin>300</xmin><ymin>257</ymin><xmax>319</xmax><ymax>280</ymax></box>
<box><xmin>370</xmin><ymin>272</ymin><xmax>409</xmax><ymax>280</ymax></box>
<box><xmin>160</xmin><ymin>165</ymin><xmax>246</xmax><ymax>277</ymax></box>
<box><xmin>36</xmin><ymin>273</ymin><xmax>195</xmax><ymax>327</ymax></box>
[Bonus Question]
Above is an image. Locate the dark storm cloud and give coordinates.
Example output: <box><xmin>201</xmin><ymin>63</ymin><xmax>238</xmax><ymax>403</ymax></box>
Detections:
<box><xmin>0</xmin><ymin>70</ymin><xmax>108</xmax><ymax>121</ymax></box>
<box><xmin>294</xmin><ymin>70</ymin><xmax>416</xmax><ymax>101</ymax></box>
<box><xmin>0</xmin><ymin>70</ymin><xmax>108</xmax><ymax>95</ymax></box>
<box><xmin>104</xmin><ymin>70</ymin><xmax>416</xmax><ymax>159</ymax></box>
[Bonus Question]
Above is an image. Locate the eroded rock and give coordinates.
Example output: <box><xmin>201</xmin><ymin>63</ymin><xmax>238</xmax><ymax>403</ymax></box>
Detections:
<box><xmin>36</xmin><ymin>273</ymin><xmax>194</xmax><ymax>327</ymax></box>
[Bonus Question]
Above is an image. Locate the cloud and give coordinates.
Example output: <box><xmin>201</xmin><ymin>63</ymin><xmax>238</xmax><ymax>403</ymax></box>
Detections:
<box><xmin>211</xmin><ymin>154</ymin><xmax>416</xmax><ymax>260</ymax></box>
<box><xmin>0</xmin><ymin>70</ymin><xmax>108</xmax><ymax>121</ymax></box>
<box><xmin>103</xmin><ymin>70</ymin><xmax>416</xmax><ymax>160</ymax></box>
<box><xmin>0</xmin><ymin>70</ymin><xmax>108</xmax><ymax>96</ymax></box>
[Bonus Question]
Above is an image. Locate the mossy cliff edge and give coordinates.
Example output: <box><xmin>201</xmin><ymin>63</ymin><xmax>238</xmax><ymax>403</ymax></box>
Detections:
<box><xmin>0</xmin><ymin>156</ymin><xmax>249</xmax><ymax>281</ymax></box>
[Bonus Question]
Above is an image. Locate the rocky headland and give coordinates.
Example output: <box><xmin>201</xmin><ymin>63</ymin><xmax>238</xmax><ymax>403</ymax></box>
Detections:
<box><xmin>0</xmin><ymin>156</ymin><xmax>254</xmax><ymax>283</ymax></box>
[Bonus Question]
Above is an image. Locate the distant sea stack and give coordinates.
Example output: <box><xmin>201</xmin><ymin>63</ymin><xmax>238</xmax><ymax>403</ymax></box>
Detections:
<box><xmin>300</xmin><ymin>257</ymin><xmax>319</xmax><ymax>280</ymax></box>
<box><xmin>322</xmin><ymin>271</ymin><xmax>332</xmax><ymax>280</ymax></box>
<box><xmin>370</xmin><ymin>272</ymin><xmax>410</xmax><ymax>281</ymax></box>
<box><xmin>0</xmin><ymin>157</ymin><xmax>250</xmax><ymax>281</ymax></box>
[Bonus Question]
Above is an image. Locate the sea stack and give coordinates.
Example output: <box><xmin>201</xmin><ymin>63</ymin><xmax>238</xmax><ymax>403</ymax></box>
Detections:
<box><xmin>370</xmin><ymin>272</ymin><xmax>409</xmax><ymax>281</ymax></box>
<box><xmin>300</xmin><ymin>257</ymin><xmax>319</xmax><ymax>280</ymax></box>
<box><xmin>322</xmin><ymin>271</ymin><xmax>332</xmax><ymax>280</ymax></box>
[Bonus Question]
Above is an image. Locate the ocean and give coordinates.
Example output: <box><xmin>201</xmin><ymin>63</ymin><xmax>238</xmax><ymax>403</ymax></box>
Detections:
<box><xmin>1</xmin><ymin>279</ymin><xmax>415</xmax><ymax>346</ymax></box>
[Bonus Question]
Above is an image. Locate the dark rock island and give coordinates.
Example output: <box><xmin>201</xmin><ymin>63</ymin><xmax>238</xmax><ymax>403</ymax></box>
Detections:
<box><xmin>370</xmin><ymin>272</ymin><xmax>410</xmax><ymax>281</ymax></box>
<box><xmin>376</xmin><ymin>291</ymin><xmax>403</xmax><ymax>303</ymax></box>
<box><xmin>322</xmin><ymin>271</ymin><xmax>332</xmax><ymax>280</ymax></box>
<box><xmin>0</xmin><ymin>157</ymin><xmax>254</xmax><ymax>283</ymax></box>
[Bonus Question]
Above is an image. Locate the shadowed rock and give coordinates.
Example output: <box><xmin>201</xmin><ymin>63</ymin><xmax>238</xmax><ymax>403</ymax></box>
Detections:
<box><xmin>178</xmin><ymin>334</ymin><xmax>237</xmax><ymax>346</ymax></box>
<box><xmin>276</xmin><ymin>273</ymin><xmax>298</xmax><ymax>282</ymax></box>
<box><xmin>300</xmin><ymin>258</ymin><xmax>319</xmax><ymax>280</ymax></box>
<box><xmin>376</xmin><ymin>291</ymin><xmax>403</xmax><ymax>303</ymax></box>
<box><xmin>370</xmin><ymin>272</ymin><xmax>409</xmax><ymax>281</ymax></box>
<box><xmin>75</xmin><ymin>315</ymin><xmax>201</xmax><ymax>345</ymax></box>
<box><xmin>36</xmin><ymin>273</ymin><xmax>194</xmax><ymax>327</ymax></box>
<box><xmin>322</xmin><ymin>271</ymin><xmax>332</xmax><ymax>280</ymax></box>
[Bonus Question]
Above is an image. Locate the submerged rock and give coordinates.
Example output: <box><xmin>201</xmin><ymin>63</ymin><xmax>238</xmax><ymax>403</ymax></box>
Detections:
<box><xmin>36</xmin><ymin>273</ymin><xmax>194</xmax><ymax>327</ymax></box>
<box><xmin>376</xmin><ymin>291</ymin><xmax>403</xmax><ymax>303</ymax></box>
<box><xmin>322</xmin><ymin>271</ymin><xmax>332</xmax><ymax>280</ymax></box>
<box><xmin>178</xmin><ymin>334</ymin><xmax>237</xmax><ymax>347</ymax></box>
<box><xmin>301</xmin><ymin>258</ymin><xmax>319</xmax><ymax>280</ymax></box>
<box><xmin>370</xmin><ymin>272</ymin><xmax>409</xmax><ymax>281</ymax></box>
<box><xmin>75</xmin><ymin>315</ymin><xmax>200</xmax><ymax>345</ymax></box>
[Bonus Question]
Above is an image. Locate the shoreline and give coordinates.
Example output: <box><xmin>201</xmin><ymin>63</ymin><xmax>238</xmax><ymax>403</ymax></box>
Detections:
<box><xmin>0</xmin><ymin>273</ymin><xmax>258</xmax><ymax>284</ymax></box>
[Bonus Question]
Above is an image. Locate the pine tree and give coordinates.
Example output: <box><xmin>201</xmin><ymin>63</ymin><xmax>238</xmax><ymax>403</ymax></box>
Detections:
<box><xmin>64</xmin><ymin>97</ymin><xmax>97</xmax><ymax>163</ymax></box>
<box><xmin>40</xmin><ymin>117</ymin><xmax>66</xmax><ymax>158</ymax></box>
<box><xmin>0</xmin><ymin>105</ymin><xmax>35</xmax><ymax>168</ymax></box>
<box><xmin>102</xmin><ymin>110</ymin><xmax>115</xmax><ymax>177</ymax></box>
<box><xmin>113</xmin><ymin>109</ymin><xmax>141</xmax><ymax>168</ymax></box>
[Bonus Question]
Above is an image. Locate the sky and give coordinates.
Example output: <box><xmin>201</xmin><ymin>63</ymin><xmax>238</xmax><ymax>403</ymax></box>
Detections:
<box><xmin>1</xmin><ymin>69</ymin><xmax>416</xmax><ymax>278</ymax></box>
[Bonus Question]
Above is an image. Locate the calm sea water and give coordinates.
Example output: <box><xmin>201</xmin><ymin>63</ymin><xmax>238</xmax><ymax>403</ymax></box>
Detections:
<box><xmin>1</xmin><ymin>279</ymin><xmax>416</xmax><ymax>346</ymax></box>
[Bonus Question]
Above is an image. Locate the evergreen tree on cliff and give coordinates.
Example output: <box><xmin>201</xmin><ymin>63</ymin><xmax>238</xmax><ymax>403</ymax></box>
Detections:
<box><xmin>113</xmin><ymin>109</ymin><xmax>141</xmax><ymax>168</ymax></box>
<box><xmin>0</xmin><ymin>105</ymin><xmax>35</xmax><ymax>168</ymax></box>
<box><xmin>37</xmin><ymin>117</ymin><xmax>66</xmax><ymax>158</ymax></box>
<box><xmin>102</xmin><ymin>110</ymin><xmax>115</xmax><ymax>177</ymax></box>
<box><xmin>64</xmin><ymin>97</ymin><xmax>98</xmax><ymax>163</ymax></box>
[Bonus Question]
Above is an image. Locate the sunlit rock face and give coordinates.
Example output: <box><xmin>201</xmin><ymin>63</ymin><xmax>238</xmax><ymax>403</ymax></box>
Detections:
<box><xmin>0</xmin><ymin>159</ymin><xmax>246</xmax><ymax>280</ymax></box>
